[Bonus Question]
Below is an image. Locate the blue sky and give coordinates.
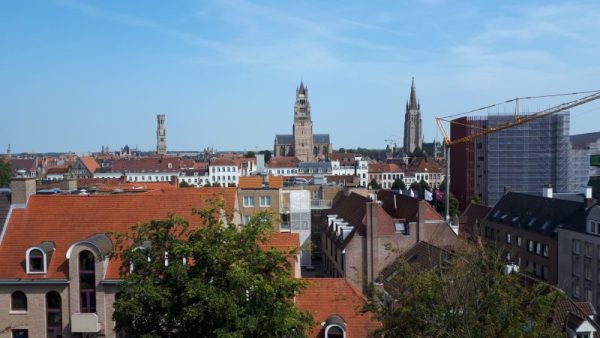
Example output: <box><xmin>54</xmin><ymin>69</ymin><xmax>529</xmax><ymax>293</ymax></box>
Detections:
<box><xmin>1</xmin><ymin>0</ymin><xmax>600</xmax><ymax>153</ymax></box>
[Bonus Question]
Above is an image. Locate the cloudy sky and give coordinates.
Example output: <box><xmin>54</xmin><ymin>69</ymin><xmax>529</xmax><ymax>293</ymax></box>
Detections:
<box><xmin>1</xmin><ymin>0</ymin><xmax>600</xmax><ymax>153</ymax></box>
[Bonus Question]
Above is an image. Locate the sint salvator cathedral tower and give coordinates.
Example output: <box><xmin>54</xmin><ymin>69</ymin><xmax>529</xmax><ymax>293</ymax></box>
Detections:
<box><xmin>274</xmin><ymin>81</ymin><xmax>332</xmax><ymax>162</ymax></box>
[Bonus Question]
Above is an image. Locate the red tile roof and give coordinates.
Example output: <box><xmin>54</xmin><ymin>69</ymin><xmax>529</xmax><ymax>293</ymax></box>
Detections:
<box><xmin>79</xmin><ymin>156</ymin><xmax>100</xmax><ymax>174</ymax></box>
<box><xmin>210</xmin><ymin>158</ymin><xmax>238</xmax><ymax>166</ymax></box>
<box><xmin>238</xmin><ymin>176</ymin><xmax>283</xmax><ymax>189</ymax></box>
<box><xmin>109</xmin><ymin>157</ymin><xmax>181</xmax><ymax>173</ymax></box>
<box><xmin>268</xmin><ymin>156</ymin><xmax>300</xmax><ymax>168</ymax></box>
<box><xmin>297</xmin><ymin>278</ymin><xmax>380</xmax><ymax>338</ymax></box>
<box><xmin>45</xmin><ymin>166</ymin><xmax>70</xmax><ymax>175</ymax></box>
<box><xmin>0</xmin><ymin>188</ymin><xmax>236</xmax><ymax>280</ymax></box>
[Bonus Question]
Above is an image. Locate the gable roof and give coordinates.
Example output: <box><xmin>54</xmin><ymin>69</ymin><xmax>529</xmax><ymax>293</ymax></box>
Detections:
<box><xmin>459</xmin><ymin>202</ymin><xmax>492</xmax><ymax>241</ymax></box>
<box><xmin>268</xmin><ymin>156</ymin><xmax>300</xmax><ymax>168</ymax></box>
<box><xmin>107</xmin><ymin>157</ymin><xmax>181</xmax><ymax>173</ymax></box>
<box><xmin>0</xmin><ymin>188</ymin><xmax>236</xmax><ymax>280</ymax></box>
<box><xmin>79</xmin><ymin>156</ymin><xmax>100</xmax><ymax>174</ymax></box>
<box><xmin>376</xmin><ymin>189</ymin><xmax>444</xmax><ymax>222</ymax></box>
<box><xmin>296</xmin><ymin>278</ymin><xmax>380</xmax><ymax>338</ymax></box>
<box><xmin>313</xmin><ymin>134</ymin><xmax>330</xmax><ymax>144</ymax></box>
<box><xmin>275</xmin><ymin>134</ymin><xmax>294</xmax><ymax>145</ymax></box>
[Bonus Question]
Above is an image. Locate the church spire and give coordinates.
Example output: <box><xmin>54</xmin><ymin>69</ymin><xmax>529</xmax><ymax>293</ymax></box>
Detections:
<box><xmin>409</xmin><ymin>76</ymin><xmax>418</xmax><ymax>110</ymax></box>
<box><xmin>298</xmin><ymin>80</ymin><xmax>307</xmax><ymax>96</ymax></box>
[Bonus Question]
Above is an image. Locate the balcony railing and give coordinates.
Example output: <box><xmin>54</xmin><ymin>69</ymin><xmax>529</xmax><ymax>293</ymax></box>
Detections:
<box><xmin>280</xmin><ymin>222</ymin><xmax>291</xmax><ymax>232</ymax></box>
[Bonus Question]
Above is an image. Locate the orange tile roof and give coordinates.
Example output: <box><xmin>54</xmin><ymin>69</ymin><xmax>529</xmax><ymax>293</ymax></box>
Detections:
<box><xmin>79</xmin><ymin>156</ymin><xmax>100</xmax><ymax>173</ymax></box>
<box><xmin>268</xmin><ymin>156</ymin><xmax>300</xmax><ymax>168</ymax></box>
<box><xmin>238</xmin><ymin>176</ymin><xmax>283</xmax><ymax>190</ymax></box>
<box><xmin>210</xmin><ymin>158</ymin><xmax>238</xmax><ymax>166</ymax></box>
<box><xmin>239</xmin><ymin>176</ymin><xmax>263</xmax><ymax>189</ymax></box>
<box><xmin>0</xmin><ymin>188</ymin><xmax>236</xmax><ymax>280</ymax></box>
<box><xmin>297</xmin><ymin>278</ymin><xmax>381</xmax><ymax>338</ymax></box>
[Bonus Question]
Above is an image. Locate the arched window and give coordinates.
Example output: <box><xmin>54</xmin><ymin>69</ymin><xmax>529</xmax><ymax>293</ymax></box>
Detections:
<box><xmin>46</xmin><ymin>291</ymin><xmax>62</xmax><ymax>338</ymax></box>
<box><xmin>11</xmin><ymin>291</ymin><xmax>27</xmax><ymax>312</ymax></box>
<box><xmin>27</xmin><ymin>248</ymin><xmax>45</xmax><ymax>273</ymax></box>
<box><xmin>325</xmin><ymin>325</ymin><xmax>345</xmax><ymax>338</ymax></box>
<box><xmin>79</xmin><ymin>250</ymin><xmax>96</xmax><ymax>313</ymax></box>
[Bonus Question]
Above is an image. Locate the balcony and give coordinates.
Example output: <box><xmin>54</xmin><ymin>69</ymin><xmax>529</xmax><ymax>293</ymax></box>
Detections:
<box><xmin>71</xmin><ymin>313</ymin><xmax>101</xmax><ymax>333</ymax></box>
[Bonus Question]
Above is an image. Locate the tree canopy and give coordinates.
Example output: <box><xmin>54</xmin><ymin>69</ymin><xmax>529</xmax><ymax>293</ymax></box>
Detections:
<box><xmin>0</xmin><ymin>158</ymin><xmax>10</xmax><ymax>188</ymax></box>
<box><xmin>391</xmin><ymin>178</ymin><xmax>406</xmax><ymax>191</ymax></box>
<box><xmin>111</xmin><ymin>199</ymin><xmax>313</xmax><ymax>337</ymax></box>
<box><xmin>365</xmin><ymin>245</ymin><xmax>563</xmax><ymax>338</ymax></box>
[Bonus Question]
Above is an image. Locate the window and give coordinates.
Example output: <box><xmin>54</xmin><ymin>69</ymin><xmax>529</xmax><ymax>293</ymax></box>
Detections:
<box><xmin>243</xmin><ymin>215</ymin><xmax>251</xmax><ymax>225</ymax></box>
<box><xmin>27</xmin><ymin>248</ymin><xmax>45</xmax><ymax>273</ymax></box>
<box><xmin>506</xmin><ymin>233</ymin><xmax>511</xmax><ymax>244</ymax></box>
<box><xmin>573</xmin><ymin>255</ymin><xmax>581</xmax><ymax>276</ymax></box>
<box><xmin>325</xmin><ymin>325</ymin><xmax>345</xmax><ymax>338</ymax></box>
<box><xmin>79</xmin><ymin>250</ymin><xmax>96</xmax><ymax>313</ymax></box>
<box><xmin>535</xmin><ymin>242</ymin><xmax>542</xmax><ymax>255</ymax></box>
<box><xmin>46</xmin><ymin>291</ymin><xmax>62</xmax><ymax>338</ymax></box>
<box><xmin>243</xmin><ymin>196</ymin><xmax>254</xmax><ymax>207</ymax></box>
<box><xmin>574</xmin><ymin>239</ymin><xmax>581</xmax><ymax>254</ymax></box>
<box><xmin>11</xmin><ymin>291</ymin><xmax>27</xmax><ymax>312</ymax></box>
<box><xmin>585</xmin><ymin>242</ymin><xmax>594</xmax><ymax>258</ymax></box>
<box><xmin>573</xmin><ymin>282</ymin><xmax>581</xmax><ymax>298</ymax></box>
<box><xmin>543</xmin><ymin>244</ymin><xmax>549</xmax><ymax>257</ymax></box>
<box><xmin>585</xmin><ymin>265</ymin><xmax>592</xmax><ymax>280</ymax></box>
<box><xmin>260</xmin><ymin>196</ymin><xmax>271</xmax><ymax>207</ymax></box>
<box><xmin>517</xmin><ymin>236</ymin><xmax>522</xmax><ymax>247</ymax></box>
<box><xmin>12</xmin><ymin>330</ymin><xmax>28</xmax><ymax>338</ymax></box>
<box><xmin>589</xmin><ymin>221</ymin><xmax>597</xmax><ymax>234</ymax></box>
<box><xmin>394</xmin><ymin>223</ymin><xmax>408</xmax><ymax>235</ymax></box>
<box><xmin>527</xmin><ymin>240</ymin><xmax>534</xmax><ymax>253</ymax></box>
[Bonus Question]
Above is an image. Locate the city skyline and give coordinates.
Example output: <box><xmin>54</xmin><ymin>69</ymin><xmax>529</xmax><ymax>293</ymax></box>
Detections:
<box><xmin>2</xmin><ymin>0</ymin><xmax>600</xmax><ymax>153</ymax></box>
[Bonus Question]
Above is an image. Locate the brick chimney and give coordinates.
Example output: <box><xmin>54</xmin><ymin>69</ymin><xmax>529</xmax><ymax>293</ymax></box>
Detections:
<box><xmin>60</xmin><ymin>174</ymin><xmax>77</xmax><ymax>192</ymax></box>
<box><xmin>10</xmin><ymin>172</ymin><xmax>36</xmax><ymax>207</ymax></box>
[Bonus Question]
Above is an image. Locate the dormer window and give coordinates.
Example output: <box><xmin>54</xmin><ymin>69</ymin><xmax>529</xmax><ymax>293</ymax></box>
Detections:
<box><xmin>324</xmin><ymin>314</ymin><xmax>346</xmax><ymax>338</ymax></box>
<box><xmin>29</xmin><ymin>249</ymin><xmax>44</xmax><ymax>272</ymax></box>
<box><xmin>588</xmin><ymin>221</ymin><xmax>598</xmax><ymax>234</ymax></box>
<box><xmin>26</xmin><ymin>243</ymin><xmax>54</xmax><ymax>274</ymax></box>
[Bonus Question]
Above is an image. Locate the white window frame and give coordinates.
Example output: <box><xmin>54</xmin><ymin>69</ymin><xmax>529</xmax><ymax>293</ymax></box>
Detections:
<box><xmin>25</xmin><ymin>247</ymin><xmax>47</xmax><ymax>274</ymax></box>
<box><xmin>260</xmin><ymin>195</ymin><xmax>271</xmax><ymax>207</ymax></box>
<box><xmin>243</xmin><ymin>196</ymin><xmax>255</xmax><ymax>207</ymax></box>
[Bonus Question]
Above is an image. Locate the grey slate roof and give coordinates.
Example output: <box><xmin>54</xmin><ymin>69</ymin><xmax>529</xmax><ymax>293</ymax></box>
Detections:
<box><xmin>487</xmin><ymin>192</ymin><xmax>584</xmax><ymax>238</ymax></box>
<box><xmin>313</xmin><ymin>134</ymin><xmax>330</xmax><ymax>144</ymax></box>
<box><xmin>275</xmin><ymin>134</ymin><xmax>293</xmax><ymax>145</ymax></box>
<box><xmin>570</xmin><ymin>132</ymin><xmax>600</xmax><ymax>146</ymax></box>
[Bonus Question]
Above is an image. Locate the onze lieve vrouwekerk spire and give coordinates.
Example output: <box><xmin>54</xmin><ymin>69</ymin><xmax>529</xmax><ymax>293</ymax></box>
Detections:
<box><xmin>403</xmin><ymin>77</ymin><xmax>423</xmax><ymax>155</ymax></box>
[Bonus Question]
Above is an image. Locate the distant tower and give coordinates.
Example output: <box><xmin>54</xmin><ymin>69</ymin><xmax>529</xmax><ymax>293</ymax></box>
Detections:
<box><xmin>293</xmin><ymin>81</ymin><xmax>314</xmax><ymax>162</ymax></box>
<box><xmin>6</xmin><ymin>144</ymin><xmax>11</xmax><ymax>159</ymax></box>
<box><xmin>156</xmin><ymin>114</ymin><xmax>167</xmax><ymax>155</ymax></box>
<box><xmin>403</xmin><ymin>77</ymin><xmax>423</xmax><ymax>155</ymax></box>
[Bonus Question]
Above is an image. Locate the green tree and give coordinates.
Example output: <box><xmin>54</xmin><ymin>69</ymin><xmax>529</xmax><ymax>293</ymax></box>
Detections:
<box><xmin>368</xmin><ymin>178</ymin><xmax>381</xmax><ymax>190</ymax></box>
<box><xmin>419</xmin><ymin>179</ymin><xmax>430</xmax><ymax>196</ymax></box>
<box><xmin>244</xmin><ymin>151</ymin><xmax>256</xmax><ymax>158</ymax></box>
<box><xmin>365</xmin><ymin>246</ymin><xmax>563</xmax><ymax>338</ymax></box>
<box><xmin>258</xmin><ymin>150</ymin><xmax>272</xmax><ymax>163</ymax></box>
<box><xmin>391</xmin><ymin>179</ymin><xmax>406</xmax><ymax>191</ymax></box>
<box><xmin>111</xmin><ymin>201</ymin><xmax>313</xmax><ymax>337</ymax></box>
<box><xmin>0</xmin><ymin>158</ymin><xmax>10</xmax><ymax>188</ymax></box>
<box><xmin>179</xmin><ymin>181</ymin><xmax>192</xmax><ymax>188</ymax></box>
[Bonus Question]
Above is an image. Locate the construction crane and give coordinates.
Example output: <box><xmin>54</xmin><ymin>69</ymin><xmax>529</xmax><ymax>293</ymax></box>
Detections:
<box><xmin>384</xmin><ymin>136</ymin><xmax>401</xmax><ymax>157</ymax></box>
<box><xmin>435</xmin><ymin>90</ymin><xmax>600</xmax><ymax>222</ymax></box>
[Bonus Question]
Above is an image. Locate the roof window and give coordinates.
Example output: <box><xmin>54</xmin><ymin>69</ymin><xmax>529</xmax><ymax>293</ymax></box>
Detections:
<box><xmin>26</xmin><ymin>241</ymin><xmax>55</xmax><ymax>274</ymax></box>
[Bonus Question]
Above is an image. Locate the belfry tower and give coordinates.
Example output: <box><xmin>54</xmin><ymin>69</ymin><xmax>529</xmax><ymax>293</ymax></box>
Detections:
<box><xmin>403</xmin><ymin>77</ymin><xmax>423</xmax><ymax>155</ymax></box>
<box><xmin>293</xmin><ymin>81</ymin><xmax>314</xmax><ymax>162</ymax></box>
<box><xmin>156</xmin><ymin>114</ymin><xmax>167</xmax><ymax>155</ymax></box>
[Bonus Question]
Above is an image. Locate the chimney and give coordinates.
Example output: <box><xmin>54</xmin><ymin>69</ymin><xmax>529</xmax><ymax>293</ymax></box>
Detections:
<box><xmin>262</xmin><ymin>174</ymin><xmax>269</xmax><ymax>189</ymax></box>
<box><xmin>503</xmin><ymin>186</ymin><xmax>512</xmax><ymax>195</ymax></box>
<box><xmin>585</xmin><ymin>186</ymin><xmax>593</xmax><ymax>199</ymax></box>
<box><xmin>10</xmin><ymin>171</ymin><xmax>36</xmax><ymax>207</ymax></box>
<box><xmin>60</xmin><ymin>174</ymin><xmax>77</xmax><ymax>192</ymax></box>
<box><xmin>585</xmin><ymin>186</ymin><xmax>596</xmax><ymax>208</ymax></box>
<box><xmin>542</xmin><ymin>184</ymin><xmax>553</xmax><ymax>199</ymax></box>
